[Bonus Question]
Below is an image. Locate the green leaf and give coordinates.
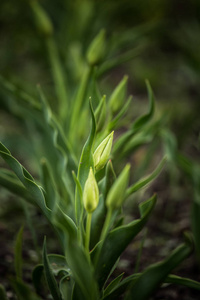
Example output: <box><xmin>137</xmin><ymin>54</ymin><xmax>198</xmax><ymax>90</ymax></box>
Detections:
<box><xmin>113</xmin><ymin>80</ymin><xmax>155</xmax><ymax>156</ymax></box>
<box><xmin>132</xmin><ymin>80</ymin><xmax>155</xmax><ymax>131</ymax></box>
<box><xmin>32</xmin><ymin>254</ymin><xmax>69</xmax><ymax>294</ymax></box>
<box><xmin>166</xmin><ymin>274</ymin><xmax>200</xmax><ymax>290</ymax></box>
<box><xmin>53</xmin><ymin>206</ymin><xmax>99</xmax><ymax>300</ymax></box>
<box><xmin>108</xmin><ymin>96</ymin><xmax>132</xmax><ymax>131</ymax></box>
<box><xmin>14</xmin><ymin>226</ymin><xmax>24</xmax><ymax>279</ymax></box>
<box><xmin>93</xmin><ymin>195</ymin><xmax>156</xmax><ymax>289</ymax></box>
<box><xmin>60</xmin><ymin>275</ymin><xmax>74</xmax><ymax>300</ymax></box>
<box><xmin>0</xmin><ymin>284</ymin><xmax>9</xmax><ymax>300</ymax></box>
<box><xmin>103</xmin><ymin>273</ymin><xmax>124</xmax><ymax>297</ymax></box>
<box><xmin>125</xmin><ymin>156</ymin><xmax>167</xmax><ymax>198</ymax></box>
<box><xmin>11</xmin><ymin>278</ymin><xmax>42</xmax><ymax>300</ymax></box>
<box><xmin>0</xmin><ymin>142</ymin><xmax>51</xmax><ymax>220</ymax></box>
<box><xmin>40</xmin><ymin>158</ymin><xmax>58</xmax><ymax>210</ymax></box>
<box><xmin>48</xmin><ymin>254</ymin><xmax>70</xmax><ymax>276</ymax></box>
<box><xmin>37</xmin><ymin>86</ymin><xmax>77</xmax><ymax>204</ymax></box>
<box><xmin>32</xmin><ymin>264</ymin><xmax>44</xmax><ymax>293</ymax></box>
<box><xmin>125</xmin><ymin>234</ymin><xmax>193</xmax><ymax>300</ymax></box>
<box><xmin>0</xmin><ymin>75</ymin><xmax>41</xmax><ymax>110</ymax></box>
<box><xmin>75</xmin><ymin>100</ymin><xmax>96</xmax><ymax>222</ymax></box>
<box><xmin>0</xmin><ymin>168</ymin><xmax>34</xmax><ymax>203</ymax></box>
<box><xmin>43</xmin><ymin>239</ymin><xmax>62</xmax><ymax>300</ymax></box>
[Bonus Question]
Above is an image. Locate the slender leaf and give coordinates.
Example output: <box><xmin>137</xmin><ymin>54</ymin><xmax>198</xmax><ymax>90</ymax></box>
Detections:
<box><xmin>125</xmin><ymin>234</ymin><xmax>193</xmax><ymax>300</ymax></box>
<box><xmin>104</xmin><ymin>273</ymin><xmax>124</xmax><ymax>297</ymax></box>
<box><xmin>11</xmin><ymin>278</ymin><xmax>42</xmax><ymax>300</ymax></box>
<box><xmin>0</xmin><ymin>142</ymin><xmax>51</xmax><ymax>219</ymax></box>
<box><xmin>166</xmin><ymin>274</ymin><xmax>200</xmax><ymax>290</ymax></box>
<box><xmin>113</xmin><ymin>80</ymin><xmax>155</xmax><ymax>156</ymax></box>
<box><xmin>125</xmin><ymin>156</ymin><xmax>167</xmax><ymax>198</ymax></box>
<box><xmin>43</xmin><ymin>239</ymin><xmax>62</xmax><ymax>300</ymax></box>
<box><xmin>93</xmin><ymin>195</ymin><xmax>156</xmax><ymax>289</ymax></box>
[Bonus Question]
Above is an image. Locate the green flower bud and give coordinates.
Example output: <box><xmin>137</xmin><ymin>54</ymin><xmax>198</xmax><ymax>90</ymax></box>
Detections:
<box><xmin>93</xmin><ymin>131</ymin><xmax>114</xmax><ymax>171</ymax></box>
<box><xmin>109</xmin><ymin>75</ymin><xmax>128</xmax><ymax>115</ymax></box>
<box><xmin>94</xmin><ymin>95</ymin><xmax>107</xmax><ymax>133</ymax></box>
<box><xmin>83</xmin><ymin>168</ymin><xmax>99</xmax><ymax>213</ymax></box>
<box><xmin>30</xmin><ymin>0</ymin><xmax>53</xmax><ymax>37</ymax></box>
<box><xmin>106</xmin><ymin>164</ymin><xmax>130</xmax><ymax>210</ymax></box>
<box><xmin>86</xmin><ymin>29</ymin><xmax>106</xmax><ymax>66</ymax></box>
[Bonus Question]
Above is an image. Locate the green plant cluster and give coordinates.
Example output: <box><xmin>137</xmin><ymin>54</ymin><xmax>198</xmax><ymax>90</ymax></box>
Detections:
<box><xmin>0</xmin><ymin>1</ymin><xmax>200</xmax><ymax>300</ymax></box>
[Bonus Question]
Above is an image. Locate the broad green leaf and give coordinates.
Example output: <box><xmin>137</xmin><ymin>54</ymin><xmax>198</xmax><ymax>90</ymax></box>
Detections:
<box><xmin>53</xmin><ymin>205</ymin><xmax>99</xmax><ymax>300</ymax></box>
<box><xmin>14</xmin><ymin>226</ymin><xmax>23</xmax><ymax>279</ymax></box>
<box><xmin>48</xmin><ymin>254</ymin><xmax>70</xmax><ymax>276</ymax></box>
<box><xmin>11</xmin><ymin>278</ymin><xmax>42</xmax><ymax>300</ymax></box>
<box><xmin>75</xmin><ymin>100</ymin><xmax>96</xmax><ymax>222</ymax></box>
<box><xmin>0</xmin><ymin>284</ymin><xmax>9</xmax><ymax>300</ymax></box>
<box><xmin>125</xmin><ymin>156</ymin><xmax>167</xmax><ymax>198</ymax></box>
<box><xmin>43</xmin><ymin>239</ymin><xmax>62</xmax><ymax>300</ymax></box>
<box><xmin>32</xmin><ymin>264</ymin><xmax>44</xmax><ymax>293</ymax></box>
<box><xmin>0</xmin><ymin>142</ymin><xmax>51</xmax><ymax>219</ymax></box>
<box><xmin>125</xmin><ymin>234</ymin><xmax>193</xmax><ymax>300</ymax></box>
<box><xmin>32</xmin><ymin>254</ymin><xmax>69</xmax><ymax>294</ymax></box>
<box><xmin>60</xmin><ymin>274</ymin><xmax>74</xmax><ymax>300</ymax></box>
<box><xmin>93</xmin><ymin>195</ymin><xmax>156</xmax><ymax>289</ymax></box>
<box><xmin>64</xmin><ymin>242</ymin><xmax>99</xmax><ymax>300</ymax></box>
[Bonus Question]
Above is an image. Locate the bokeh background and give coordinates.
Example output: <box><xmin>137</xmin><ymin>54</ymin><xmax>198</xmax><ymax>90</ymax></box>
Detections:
<box><xmin>1</xmin><ymin>1</ymin><xmax>200</xmax><ymax>299</ymax></box>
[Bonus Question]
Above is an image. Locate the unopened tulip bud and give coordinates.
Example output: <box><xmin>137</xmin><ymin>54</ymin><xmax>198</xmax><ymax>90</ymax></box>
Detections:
<box><xmin>109</xmin><ymin>75</ymin><xmax>128</xmax><ymax>115</ymax></box>
<box><xmin>93</xmin><ymin>131</ymin><xmax>114</xmax><ymax>171</ymax></box>
<box><xmin>86</xmin><ymin>29</ymin><xmax>106</xmax><ymax>66</ymax></box>
<box><xmin>106</xmin><ymin>164</ymin><xmax>130</xmax><ymax>210</ymax></box>
<box><xmin>83</xmin><ymin>168</ymin><xmax>99</xmax><ymax>213</ymax></box>
<box><xmin>30</xmin><ymin>0</ymin><xmax>53</xmax><ymax>37</ymax></box>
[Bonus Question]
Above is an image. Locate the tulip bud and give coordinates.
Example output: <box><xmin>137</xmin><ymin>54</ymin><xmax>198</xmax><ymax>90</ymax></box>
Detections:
<box><xmin>106</xmin><ymin>164</ymin><xmax>130</xmax><ymax>210</ymax></box>
<box><xmin>93</xmin><ymin>131</ymin><xmax>114</xmax><ymax>171</ymax></box>
<box><xmin>30</xmin><ymin>0</ymin><xmax>53</xmax><ymax>37</ymax></box>
<box><xmin>83</xmin><ymin>168</ymin><xmax>99</xmax><ymax>213</ymax></box>
<box><xmin>109</xmin><ymin>75</ymin><xmax>128</xmax><ymax>115</ymax></box>
<box><xmin>86</xmin><ymin>29</ymin><xmax>106</xmax><ymax>66</ymax></box>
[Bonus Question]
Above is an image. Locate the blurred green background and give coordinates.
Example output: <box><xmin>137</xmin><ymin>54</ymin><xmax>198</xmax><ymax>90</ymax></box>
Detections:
<box><xmin>1</xmin><ymin>0</ymin><xmax>200</xmax><ymax>146</ymax></box>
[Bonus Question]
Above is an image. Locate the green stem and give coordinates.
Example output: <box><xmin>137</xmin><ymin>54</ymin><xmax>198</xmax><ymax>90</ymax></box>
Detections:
<box><xmin>100</xmin><ymin>208</ymin><xmax>113</xmax><ymax>242</ymax></box>
<box><xmin>134</xmin><ymin>228</ymin><xmax>148</xmax><ymax>273</ymax></box>
<box><xmin>85</xmin><ymin>212</ymin><xmax>92</xmax><ymax>260</ymax></box>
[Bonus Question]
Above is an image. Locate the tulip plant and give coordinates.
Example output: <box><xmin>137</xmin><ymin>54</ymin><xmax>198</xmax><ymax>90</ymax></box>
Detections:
<box><xmin>1</xmin><ymin>2</ymin><xmax>200</xmax><ymax>300</ymax></box>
